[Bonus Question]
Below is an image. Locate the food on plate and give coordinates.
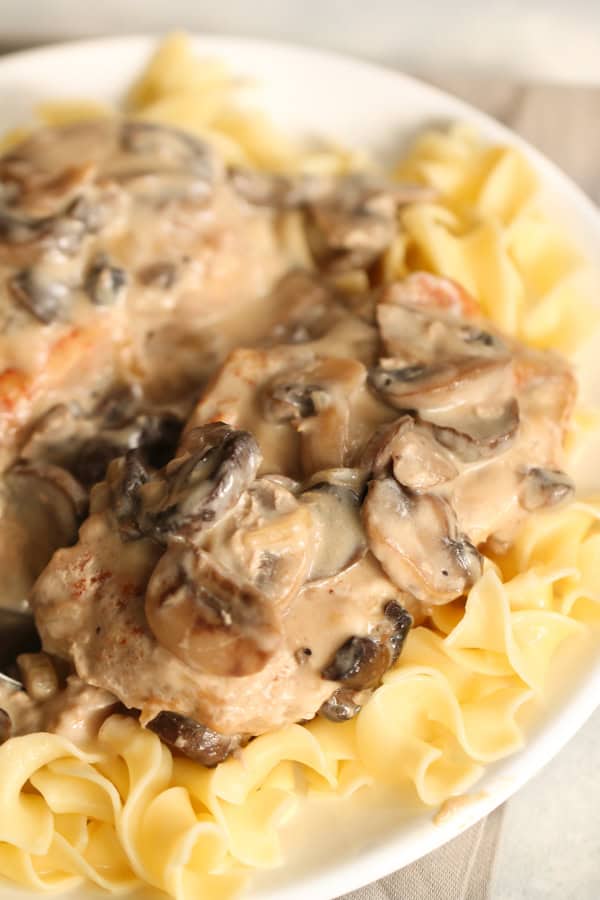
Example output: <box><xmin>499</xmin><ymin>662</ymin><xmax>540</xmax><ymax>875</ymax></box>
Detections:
<box><xmin>0</xmin><ymin>33</ymin><xmax>599</xmax><ymax>900</ymax></box>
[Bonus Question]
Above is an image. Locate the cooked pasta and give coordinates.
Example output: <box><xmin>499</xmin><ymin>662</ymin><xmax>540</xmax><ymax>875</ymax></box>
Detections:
<box><xmin>0</xmin><ymin>33</ymin><xmax>599</xmax><ymax>900</ymax></box>
<box><xmin>1</xmin><ymin>500</ymin><xmax>599</xmax><ymax>897</ymax></box>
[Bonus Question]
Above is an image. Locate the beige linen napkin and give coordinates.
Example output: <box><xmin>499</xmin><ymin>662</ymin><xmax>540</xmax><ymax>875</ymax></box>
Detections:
<box><xmin>338</xmin><ymin>806</ymin><xmax>504</xmax><ymax>900</ymax></box>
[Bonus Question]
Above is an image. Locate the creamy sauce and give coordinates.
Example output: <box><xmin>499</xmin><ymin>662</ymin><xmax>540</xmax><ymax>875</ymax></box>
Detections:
<box><xmin>0</xmin><ymin>676</ymin><xmax>117</xmax><ymax>744</ymax></box>
<box><xmin>0</xmin><ymin>119</ymin><xmax>289</xmax><ymax>469</ymax></box>
<box><xmin>0</xmin><ymin>123</ymin><xmax>577</xmax><ymax>749</ymax></box>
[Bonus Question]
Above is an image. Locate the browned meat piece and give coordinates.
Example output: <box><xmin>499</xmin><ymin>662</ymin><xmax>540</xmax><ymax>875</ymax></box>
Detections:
<box><xmin>31</xmin><ymin>425</ymin><xmax>413</xmax><ymax>739</ymax></box>
<box><xmin>30</xmin><ymin>268</ymin><xmax>577</xmax><ymax>751</ymax></box>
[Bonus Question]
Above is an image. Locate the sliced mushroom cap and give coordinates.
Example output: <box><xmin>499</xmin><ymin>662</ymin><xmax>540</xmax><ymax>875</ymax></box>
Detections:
<box><xmin>0</xmin><ymin>131</ymin><xmax>98</xmax><ymax>218</ymax></box>
<box><xmin>200</xmin><ymin>475</ymin><xmax>314</xmax><ymax>605</ymax></box>
<box><xmin>263</xmin><ymin>381</ymin><xmax>329</xmax><ymax>422</ymax></box>
<box><xmin>0</xmin><ymin>183</ymin><xmax>123</xmax><ymax>265</ymax></box>
<box><xmin>0</xmin><ymin>210</ymin><xmax>53</xmax><ymax>246</ymax></box>
<box><xmin>0</xmin><ymin>461</ymin><xmax>86</xmax><ymax>610</ymax></box>
<box><xmin>263</xmin><ymin>357</ymin><xmax>365</xmax><ymax>475</ymax></box>
<box><xmin>137</xmin><ymin>422</ymin><xmax>261</xmax><ymax>541</ymax></box>
<box><xmin>146</xmin><ymin>711</ymin><xmax>242</xmax><ymax>766</ymax></box>
<box><xmin>265</xmin><ymin>270</ymin><xmax>346</xmax><ymax>346</ymax></box>
<box><xmin>8</xmin><ymin>267</ymin><xmax>71</xmax><ymax>323</ymax></box>
<box><xmin>262</xmin><ymin>358</ymin><xmax>364</xmax><ymax>421</ymax></box>
<box><xmin>362</xmin><ymin>477</ymin><xmax>482</xmax><ymax>604</ymax></box>
<box><xmin>368</xmin><ymin>355</ymin><xmax>512</xmax><ymax>414</ymax></box>
<box><xmin>300</xmin><ymin>473</ymin><xmax>367</xmax><ymax>580</ymax></box>
<box><xmin>371</xmin><ymin>291</ymin><xmax>513</xmax><ymax>413</ymax></box>
<box><xmin>229</xmin><ymin>168</ymin><xmax>306</xmax><ymax>208</ymax></box>
<box><xmin>114</xmin><ymin>122</ymin><xmax>220</xmax><ymax>205</ymax></box>
<box><xmin>230</xmin><ymin>169</ymin><xmax>433</xmax><ymax>213</ymax></box>
<box><xmin>84</xmin><ymin>254</ymin><xmax>128</xmax><ymax>306</ymax></box>
<box><xmin>519</xmin><ymin>467</ymin><xmax>575</xmax><ymax>512</ymax></box>
<box><xmin>306</xmin><ymin>176</ymin><xmax>435</xmax><ymax>272</ymax></box>
<box><xmin>120</xmin><ymin>121</ymin><xmax>217</xmax><ymax>177</ymax></box>
<box><xmin>320</xmin><ymin>601</ymin><xmax>412</xmax><ymax>693</ymax></box>
<box><xmin>378</xmin><ymin>302</ymin><xmax>509</xmax><ymax>363</ymax></box>
<box><xmin>9</xmin><ymin>460</ymin><xmax>87</xmax><ymax>519</ymax></box>
<box><xmin>318</xmin><ymin>687</ymin><xmax>362</xmax><ymax>722</ymax></box>
<box><xmin>362</xmin><ymin>415</ymin><xmax>458</xmax><ymax>490</ymax></box>
<box><xmin>423</xmin><ymin>398</ymin><xmax>520</xmax><ymax>463</ymax></box>
<box><xmin>322</xmin><ymin>636</ymin><xmax>387</xmax><ymax>689</ymax></box>
<box><xmin>108</xmin><ymin>450</ymin><xmax>151</xmax><ymax>541</ymax></box>
<box><xmin>145</xmin><ymin>544</ymin><xmax>282</xmax><ymax>677</ymax></box>
<box><xmin>307</xmin><ymin>179</ymin><xmax>394</xmax><ymax>272</ymax></box>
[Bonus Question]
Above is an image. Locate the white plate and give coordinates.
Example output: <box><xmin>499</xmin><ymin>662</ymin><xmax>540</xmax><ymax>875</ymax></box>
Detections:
<box><xmin>1</xmin><ymin>34</ymin><xmax>600</xmax><ymax>900</ymax></box>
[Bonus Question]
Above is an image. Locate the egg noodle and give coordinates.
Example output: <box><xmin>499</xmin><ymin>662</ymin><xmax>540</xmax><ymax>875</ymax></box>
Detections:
<box><xmin>1</xmin><ymin>33</ymin><xmax>599</xmax><ymax>900</ymax></box>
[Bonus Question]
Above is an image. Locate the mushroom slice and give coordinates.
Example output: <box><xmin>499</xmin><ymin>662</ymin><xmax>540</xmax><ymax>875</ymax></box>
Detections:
<box><xmin>376</xmin><ymin>300</ymin><xmax>509</xmax><ymax>363</ymax></box>
<box><xmin>300</xmin><ymin>472</ymin><xmax>367</xmax><ymax>580</ymax></box>
<box><xmin>422</xmin><ymin>398</ymin><xmax>520</xmax><ymax>463</ymax></box>
<box><xmin>8</xmin><ymin>267</ymin><xmax>71</xmax><ymax>323</ymax></box>
<box><xmin>201</xmin><ymin>475</ymin><xmax>314</xmax><ymax>605</ymax></box>
<box><xmin>138</xmin><ymin>422</ymin><xmax>262</xmax><ymax>541</ymax></box>
<box><xmin>382</xmin><ymin>599</ymin><xmax>414</xmax><ymax>662</ymax></box>
<box><xmin>0</xmin><ymin>461</ymin><xmax>86</xmax><ymax>610</ymax></box>
<box><xmin>368</xmin><ymin>354</ymin><xmax>511</xmax><ymax>414</ymax></box>
<box><xmin>519</xmin><ymin>467</ymin><xmax>575</xmax><ymax>512</ymax></box>
<box><xmin>84</xmin><ymin>254</ymin><xmax>127</xmax><ymax>306</ymax></box>
<box><xmin>322</xmin><ymin>636</ymin><xmax>389</xmax><ymax>690</ymax></box>
<box><xmin>9</xmin><ymin>460</ymin><xmax>87</xmax><ymax>518</ymax></box>
<box><xmin>120</xmin><ymin>121</ymin><xmax>218</xmax><ymax>179</ymax></box>
<box><xmin>263</xmin><ymin>357</ymin><xmax>365</xmax><ymax>474</ymax></box>
<box><xmin>363</xmin><ymin>416</ymin><xmax>458</xmax><ymax>490</ymax></box>
<box><xmin>362</xmin><ymin>477</ymin><xmax>482</xmax><ymax>604</ymax></box>
<box><xmin>371</xmin><ymin>287</ymin><xmax>513</xmax><ymax>413</ymax></box>
<box><xmin>146</xmin><ymin>711</ymin><xmax>242</xmax><ymax>766</ymax></box>
<box><xmin>264</xmin><ymin>380</ymin><xmax>329</xmax><ymax>422</ymax></box>
<box><xmin>0</xmin><ymin>184</ymin><xmax>121</xmax><ymax>262</ymax></box>
<box><xmin>265</xmin><ymin>270</ymin><xmax>345</xmax><ymax>345</ymax></box>
<box><xmin>107</xmin><ymin>450</ymin><xmax>151</xmax><ymax>541</ymax></box>
<box><xmin>229</xmin><ymin>168</ymin><xmax>306</xmax><ymax>208</ymax></box>
<box><xmin>320</xmin><ymin>601</ymin><xmax>412</xmax><ymax>693</ymax></box>
<box><xmin>306</xmin><ymin>176</ymin><xmax>435</xmax><ymax>272</ymax></box>
<box><xmin>145</xmin><ymin>544</ymin><xmax>282</xmax><ymax>677</ymax></box>
<box><xmin>318</xmin><ymin>687</ymin><xmax>363</xmax><ymax>722</ymax></box>
<box><xmin>0</xmin><ymin>210</ymin><xmax>52</xmax><ymax>246</ymax></box>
